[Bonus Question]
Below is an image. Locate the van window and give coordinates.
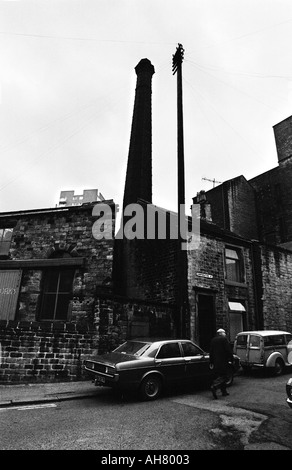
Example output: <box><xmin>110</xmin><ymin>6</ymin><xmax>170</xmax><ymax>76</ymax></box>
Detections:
<box><xmin>236</xmin><ymin>335</ymin><xmax>247</xmax><ymax>346</ymax></box>
<box><xmin>264</xmin><ymin>336</ymin><xmax>273</xmax><ymax>347</ymax></box>
<box><xmin>249</xmin><ymin>335</ymin><xmax>260</xmax><ymax>348</ymax></box>
<box><xmin>285</xmin><ymin>334</ymin><xmax>292</xmax><ymax>345</ymax></box>
<box><xmin>264</xmin><ymin>335</ymin><xmax>285</xmax><ymax>347</ymax></box>
<box><xmin>271</xmin><ymin>335</ymin><xmax>285</xmax><ymax>346</ymax></box>
<box><xmin>264</xmin><ymin>335</ymin><xmax>286</xmax><ymax>346</ymax></box>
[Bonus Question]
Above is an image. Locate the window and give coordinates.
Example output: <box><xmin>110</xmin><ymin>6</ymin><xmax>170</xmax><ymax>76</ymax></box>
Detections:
<box><xmin>0</xmin><ymin>228</ymin><xmax>13</xmax><ymax>257</ymax></box>
<box><xmin>236</xmin><ymin>335</ymin><xmax>248</xmax><ymax>346</ymax></box>
<box><xmin>285</xmin><ymin>334</ymin><xmax>292</xmax><ymax>345</ymax></box>
<box><xmin>181</xmin><ymin>342</ymin><xmax>203</xmax><ymax>356</ymax></box>
<box><xmin>39</xmin><ymin>268</ymin><xmax>75</xmax><ymax>321</ymax></box>
<box><xmin>157</xmin><ymin>343</ymin><xmax>181</xmax><ymax>359</ymax></box>
<box><xmin>225</xmin><ymin>247</ymin><xmax>244</xmax><ymax>283</ymax></box>
<box><xmin>264</xmin><ymin>335</ymin><xmax>285</xmax><ymax>347</ymax></box>
<box><xmin>249</xmin><ymin>335</ymin><xmax>260</xmax><ymax>348</ymax></box>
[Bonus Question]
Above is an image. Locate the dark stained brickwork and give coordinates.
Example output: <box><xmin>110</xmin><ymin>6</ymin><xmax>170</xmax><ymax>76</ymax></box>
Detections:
<box><xmin>259</xmin><ymin>245</ymin><xmax>292</xmax><ymax>332</ymax></box>
<box><xmin>249</xmin><ymin>161</ymin><xmax>292</xmax><ymax>249</ymax></box>
<box><xmin>273</xmin><ymin>115</ymin><xmax>292</xmax><ymax>163</ymax></box>
<box><xmin>0</xmin><ymin>203</ymin><xmax>115</xmax><ymax>383</ymax></box>
<box><xmin>200</xmin><ymin>176</ymin><xmax>258</xmax><ymax>240</ymax></box>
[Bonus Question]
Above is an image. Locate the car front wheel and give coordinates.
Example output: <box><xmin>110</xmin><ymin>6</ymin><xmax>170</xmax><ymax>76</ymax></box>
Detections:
<box><xmin>139</xmin><ymin>374</ymin><xmax>162</xmax><ymax>401</ymax></box>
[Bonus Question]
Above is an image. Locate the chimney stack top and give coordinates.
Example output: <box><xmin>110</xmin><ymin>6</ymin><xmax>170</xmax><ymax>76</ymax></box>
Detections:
<box><xmin>135</xmin><ymin>58</ymin><xmax>155</xmax><ymax>76</ymax></box>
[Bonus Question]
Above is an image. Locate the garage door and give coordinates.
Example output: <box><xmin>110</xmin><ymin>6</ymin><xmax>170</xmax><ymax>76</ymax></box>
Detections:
<box><xmin>0</xmin><ymin>270</ymin><xmax>22</xmax><ymax>321</ymax></box>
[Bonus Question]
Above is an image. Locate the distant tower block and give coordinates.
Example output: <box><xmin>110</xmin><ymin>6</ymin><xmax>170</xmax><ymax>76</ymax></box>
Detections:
<box><xmin>58</xmin><ymin>189</ymin><xmax>105</xmax><ymax>207</ymax></box>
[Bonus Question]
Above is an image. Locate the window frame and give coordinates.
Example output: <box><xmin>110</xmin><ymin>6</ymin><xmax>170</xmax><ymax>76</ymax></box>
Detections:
<box><xmin>0</xmin><ymin>227</ymin><xmax>13</xmax><ymax>257</ymax></box>
<box><xmin>224</xmin><ymin>245</ymin><xmax>245</xmax><ymax>284</ymax></box>
<box><xmin>39</xmin><ymin>267</ymin><xmax>75</xmax><ymax>321</ymax></box>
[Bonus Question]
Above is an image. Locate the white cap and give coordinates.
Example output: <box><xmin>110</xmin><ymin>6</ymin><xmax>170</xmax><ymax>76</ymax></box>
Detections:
<box><xmin>217</xmin><ymin>328</ymin><xmax>226</xmax><ymax>334</ymax></box>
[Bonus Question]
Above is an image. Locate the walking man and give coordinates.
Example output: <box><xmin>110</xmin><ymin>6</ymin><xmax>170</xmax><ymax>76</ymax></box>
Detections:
<box><xmin>209</xmin><ymin>328</ymin><xmax>234</xmax><ymax>399</ymax></box>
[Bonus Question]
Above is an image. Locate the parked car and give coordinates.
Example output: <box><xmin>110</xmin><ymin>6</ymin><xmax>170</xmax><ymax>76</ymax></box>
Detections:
<box><xmin>286</xmin><ymin>378</ymin><xmax>292</xmax><ymax>408</ymax></box>
<box><xmin>84</xmin><ymin>338</ymin><xmax>240</xmax><ymax>400</ymax></box>
<box><xmin>233</xmin><ymin>330</ymin><xmax>292</xmax><ymax>375</ymax></box>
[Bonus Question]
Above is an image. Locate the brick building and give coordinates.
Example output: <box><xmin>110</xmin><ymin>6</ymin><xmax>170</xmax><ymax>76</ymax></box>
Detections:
<box><xmin>0</xmin><ymin>202</ymin><xmax>117</xmax><ymax>383</ymax></box>
<box><xmin>193</xmin><ymin>114</ymin><xmax>292</xmax><ymax>341</ymax></box>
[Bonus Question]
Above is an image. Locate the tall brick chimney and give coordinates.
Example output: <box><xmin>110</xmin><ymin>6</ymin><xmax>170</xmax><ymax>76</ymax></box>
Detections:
<box><xmin>122</xmin><ymin>58</ymin><xmax>155</xmax><ymax>210</ymax></box>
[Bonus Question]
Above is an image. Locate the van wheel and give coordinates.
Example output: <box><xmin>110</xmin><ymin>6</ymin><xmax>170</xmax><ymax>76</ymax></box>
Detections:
<box><xmin>139</xmin><ymin>375</ymin><xmax>162</xmax><ymax>401</ymax></box>
<box><xmin>274</xmin><ymin>358</ymin><xmax>284</xmax><ymax>376</ymax></box>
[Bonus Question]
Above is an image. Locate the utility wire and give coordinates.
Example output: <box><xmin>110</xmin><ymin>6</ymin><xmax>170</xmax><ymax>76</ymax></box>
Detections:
<box><xmin>185</xmin><ymin>58</ymin><xmax>279</xmax><ymax>111</ymax></box>
<box><xmin>187</xmin><ymin>17</ymin><xmax>292</xmax><ymax>55</ymax></box>
<box><xmin>0</xmin><ymin>30</ymin><xmax>175</xmax><ymax>45</ymax></box>
<box><xmin>185</xmin><ymin>58</ymin><xmax>292</xmax><ymax>81</ymax></box>
<box><xmin>0</xmin><ymin>109</ymin><xmax>101</xmax><ymax>193</ymax></box>
<box><xmin>183</xmin><ymin>73</ymin><xmax>261</xmax><ymax>158</ymax></box>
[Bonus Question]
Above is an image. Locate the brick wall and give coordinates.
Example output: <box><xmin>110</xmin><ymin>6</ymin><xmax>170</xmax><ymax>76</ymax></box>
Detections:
<box><xmin>249</xmin><ymin>157</ymin><xmax>292</xmax><ymax>248</ymax></box>
<box><xmin>203</xmin><ymin>176</ymin><xmax>258</xmax><ymax>240</ymax></box>
<box><xmin>260</xmin><ymin>245</ymin><xmax>292</xmax><ymax>332</ymax></box>
<box><xmin>0</xmin><ymin>203</ymin><xmax>115</xmax><ymax>383</ymax></box>
<box><xmin>188</xmin><ymin>232</ymin><xmax>257</xmax><ymax>344</ymax></box>
<box><xmin>0</xmin><ymin>320</ymin><xmax>97</xmax><ymax>383</ymax></box>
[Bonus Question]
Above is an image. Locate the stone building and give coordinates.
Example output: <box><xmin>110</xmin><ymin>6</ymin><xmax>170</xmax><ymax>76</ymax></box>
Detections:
<box><xmin>193</xmin><ymin>114</ymin><xmax>292</xmax><ymax>339</ymax></box>
<box><xmin>0</xmin><ymin>202</ymin><xmax>117</xmax><ymax>383</ymax></box>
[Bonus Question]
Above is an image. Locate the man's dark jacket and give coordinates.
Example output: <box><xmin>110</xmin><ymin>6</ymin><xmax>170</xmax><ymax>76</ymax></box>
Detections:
<box><xmin>209</xmin><ymin>335</ymin><xmax>234</xmax><ymax>375</ymax></box>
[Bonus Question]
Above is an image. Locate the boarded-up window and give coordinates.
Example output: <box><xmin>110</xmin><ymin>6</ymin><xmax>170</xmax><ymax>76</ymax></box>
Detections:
<box><xmin>0</xmin><ymin>270</ymin><xmax>22</xmax><ymax>321</ymax></box>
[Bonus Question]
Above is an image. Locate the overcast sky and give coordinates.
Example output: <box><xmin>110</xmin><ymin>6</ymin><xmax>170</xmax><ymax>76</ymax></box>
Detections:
<box><xmin>1</xmin><ymin>0</ymin><xmax>292</xmax><ymax>217</ymax></box>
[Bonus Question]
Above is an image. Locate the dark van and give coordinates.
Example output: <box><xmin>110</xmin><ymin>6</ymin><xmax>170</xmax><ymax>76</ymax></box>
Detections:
<box><xmin>234</xmin><ymin>330</ymin><xmax>292</xmax><ymax>375</ymax></box>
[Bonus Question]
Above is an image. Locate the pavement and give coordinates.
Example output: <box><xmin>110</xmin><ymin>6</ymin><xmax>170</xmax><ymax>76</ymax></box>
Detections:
<box><xmin>0</xmin><ymin>379</ymin><xmax>98</xmax><ymax>407</ymax></box>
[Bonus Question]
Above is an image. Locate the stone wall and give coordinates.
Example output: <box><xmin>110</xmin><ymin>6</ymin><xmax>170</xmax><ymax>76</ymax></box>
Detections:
<box><xmin>0</xmin><ymin>203</ymin><xmax>115</xmax><ymax>383</ymax></box>
<box><xmin>0</xmin><ymin>320</ymin><xmax>97</xmax><ymax>383</ymax></box>
<box><xmin>188</xmin><ymin>231</ymin><xmax>257</xmax><ymax>344</ymax></box>
<box><xmin>260</xmin><ymin>245</ymin><xmax>292</xmax><ymax>332</ymax></box>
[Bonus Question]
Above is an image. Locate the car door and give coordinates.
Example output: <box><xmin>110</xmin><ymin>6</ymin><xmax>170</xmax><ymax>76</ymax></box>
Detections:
<box><xmin>180</xmin><ymin>341</ymin><xmax>210</xmax><ymax>381</ymax></box>
<box><xmin>155</xmin><ymin>342</ymin><xmax>185</xmax><ymax>384</ymax></box>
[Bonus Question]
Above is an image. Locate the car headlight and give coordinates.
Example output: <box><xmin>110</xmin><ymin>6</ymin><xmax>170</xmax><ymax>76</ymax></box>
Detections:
<box><xmin>105</xmin><ymin>366</ymin><xmax>116</xmax><ymax>375</ymax></box>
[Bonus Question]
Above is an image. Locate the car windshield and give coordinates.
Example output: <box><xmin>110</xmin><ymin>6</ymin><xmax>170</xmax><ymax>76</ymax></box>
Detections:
<box><xmin>114</xmin><ymin>341</ymin><xmax>150</xmax><ymax>356</ymax></box>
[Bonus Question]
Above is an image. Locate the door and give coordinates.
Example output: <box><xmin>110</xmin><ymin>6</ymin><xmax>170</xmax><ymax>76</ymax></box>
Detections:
<box><xmin>234</xmin><ymin>333</ymin><xmax>248</xmax><ymax>363</ymax></box>
<box><xmin>247</xmin><ymin>334</ymin><xmax>262</xmax><ymax>364</ymax></box>
<box><xmin>155</xmin><ymin>342</ymin><xmax>185</xmax><ymax>384</ymax></box>
<box><xmin>0</xmin><ymin>270</ymin><xmax>22</xmax><ymax>321</ymax></box>
<box><xmin>181</xmin><ymin>341</ymin><xmax>210</xmax><ymax>381</ymax></box>
<box><xmin>197</xmin><ymin>293</ymin><xmax>216</xmax><ymax>352</ymax></box>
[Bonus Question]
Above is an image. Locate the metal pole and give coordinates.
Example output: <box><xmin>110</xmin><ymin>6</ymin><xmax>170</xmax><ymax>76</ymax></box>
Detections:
<box><xmin>172</xmin><ymin>44</ymin><xmax>188</xmax><ymax>338</ymax></box>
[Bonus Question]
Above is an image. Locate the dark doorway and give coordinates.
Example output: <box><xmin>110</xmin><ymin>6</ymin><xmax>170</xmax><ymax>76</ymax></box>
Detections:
<box><xmin>197</xmin><ymin>293</ymin><xmax>216</xmax><ymax>352</ymax></box>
